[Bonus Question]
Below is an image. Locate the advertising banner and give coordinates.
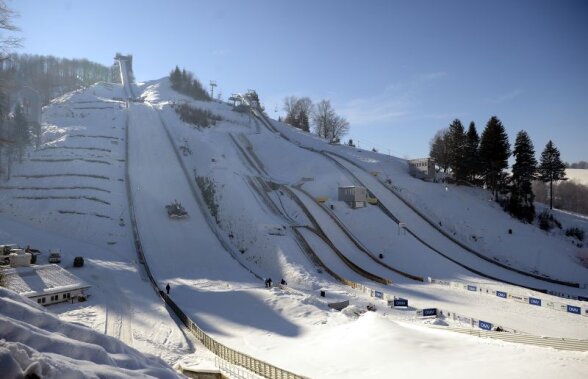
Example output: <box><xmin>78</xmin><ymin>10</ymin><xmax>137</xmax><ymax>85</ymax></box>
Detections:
<box><xmin>567</xmin><ymin>305</ymin><xmax>581</xmax><ymax>315</ymax></box>
<box><xmin>529</xmin><ymin>297</ymin><xmax>542</xmax><ymax>306</ymax></box>
<box><xmin>478</xmin><ymin>320</ymin><xmax>492</xmax><ymax>331</ymax></box>
<box><xmin>421</xmin><ymin>308</ymin><xmax>437</xmax><ymax>317</ymax></box>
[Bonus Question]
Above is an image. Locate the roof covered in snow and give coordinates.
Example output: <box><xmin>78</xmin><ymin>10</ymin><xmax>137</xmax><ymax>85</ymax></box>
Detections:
<box><xmin>3</xmin><ymin>264</ymin><xmax>90</xmax><ymax>298</ymax></box>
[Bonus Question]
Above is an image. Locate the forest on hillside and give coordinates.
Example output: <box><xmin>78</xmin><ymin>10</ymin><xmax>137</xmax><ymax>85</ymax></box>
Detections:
<box><xmin>0</xmin><ymin>53</ymin><xmax>111</xmax><ymax>179</ymax></box>
<box><xmin>0</xmin><ymin>53</ymin><xmax>111</xmax><ymax>107</ymax></box>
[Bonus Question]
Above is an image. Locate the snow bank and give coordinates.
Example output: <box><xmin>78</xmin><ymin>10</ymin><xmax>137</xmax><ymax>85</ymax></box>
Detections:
<box><xmin>0</xmin><ymin>287</ymin><xmax>181</xmax><ymax>378</ymax></box>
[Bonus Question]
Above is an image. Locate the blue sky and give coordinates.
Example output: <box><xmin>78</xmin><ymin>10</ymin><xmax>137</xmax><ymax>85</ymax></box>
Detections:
<box><xmin>11</xmin><ymin>0</ymin><xmax>588</xmax><ymax>162</ymax></box>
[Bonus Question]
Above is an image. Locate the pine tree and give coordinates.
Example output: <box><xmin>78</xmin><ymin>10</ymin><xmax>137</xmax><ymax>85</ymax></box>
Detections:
<box><xmin>447</xmin><ymin>119</ymin><xmax>467</xmax><ymax>182</ymax></box>
<box><xmin>538</xmin><ymin>140</ymin><xmax>567</xmax><ymax>210</ymax></box>
<box><xmin>479</xmin><ymin>116</ymin><xmax>510</xmax><ymax>199</ymax></box>
<box><xmin>510</xmin><ymin>130</ymin><xmax>537</xmax><ymax>222</ymax></box>
<box><xmin>169</xmin><ymin>66</ymin><xmax>181</xmax><ymax>88</ymax></box>
<box><xmin>464</xmin><ymin>122</ymin><xmax>480</xmax><ymax>182</ymax></box>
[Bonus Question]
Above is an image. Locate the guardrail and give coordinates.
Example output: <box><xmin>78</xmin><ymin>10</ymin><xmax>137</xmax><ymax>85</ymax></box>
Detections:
<box><xmin>428</xmin><ymin>278</ymin><xmax>588</xmax><ymax>317</ymax></box>
<box><xmin>162</xmin><ymin>291</ymin><xmax>308</xmax><ymax>379</ymax></box>
<box><xmin>125</xmin><ymin>104</ymin><xmax>309</xmax><ymax>379</ymax></box>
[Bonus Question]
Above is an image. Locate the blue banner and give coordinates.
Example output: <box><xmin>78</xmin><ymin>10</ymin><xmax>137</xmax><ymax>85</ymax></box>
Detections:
<box><xmin>393</xmin><ymin>298</ymin><xmax>408</xmax><ymax>307</ymax></box>
<box><xmin>529</xmin><ymin>297</ymin><xmax>542</xmax><ymax>306</ymax></box>
<box><xmin>374</xmin><ymin>291</ymin><xmax>383</xmax><ymax>299</ymax></box>
<box><xmin>496</xmin><ymin>291</ymin><xmax>507</xmax><ymax>299</ymax></box>
<box><xmin>566</xmin><ymin>305</ymin><xmax>581</xmax><ymax>315</ymax></box>
<box><xmin>422</xmin><ymin>308</ymin><xmax>437</xmax><ymax>317</ymax></box>
<box><xmin>478</xmin><ymin>320</ymin><xmax>492</xmax><ymax>331</ymax></box>
<box><xmin>467</xmin><ymin>285</ymin><xmax>477</xmax><ymax>292</ymax></box>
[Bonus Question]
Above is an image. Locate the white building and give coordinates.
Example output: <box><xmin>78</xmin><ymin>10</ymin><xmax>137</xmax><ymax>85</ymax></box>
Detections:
<box><xmin>8</xmin><ymin>249</ymin><xmax>31</xmax><ymax>267</ymax></box>
<box><xmin>408</xmin><ymin>158</ymin><xmax>436</xmax><ymax>181</ymax></box>
<box><xmin>3</xmin><ymin>264</ymin><xmax>90</xmax><ymax>306</ymax></box>
<box><xmin>338</xmin><ymin>186</ymin><xmax>367</xmax><ymax>208</ymax></box>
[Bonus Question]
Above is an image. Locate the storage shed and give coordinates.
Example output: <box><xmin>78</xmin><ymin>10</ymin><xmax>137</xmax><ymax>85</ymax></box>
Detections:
<box><xmin>338</xmin><ymin>186</ymin><xmax>367</xmax><ymax>208</ymax></box>
<box><xmin>3</xmin><ymin>264</ymin><xmax>90</xmax><ymax>306</ymax></box>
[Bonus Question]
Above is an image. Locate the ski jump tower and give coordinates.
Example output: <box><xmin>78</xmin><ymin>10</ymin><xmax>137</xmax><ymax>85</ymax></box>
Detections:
<box><xmin>113</xmin><ymin>53</ymin><xmax>135</xmax><ymax>99</ymax></box>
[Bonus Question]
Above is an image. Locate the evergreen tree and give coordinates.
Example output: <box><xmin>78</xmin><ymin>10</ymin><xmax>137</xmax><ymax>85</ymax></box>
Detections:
<box><xmin>538</xmin><ymin>140</ymin><xmax>567</xmax><ymax>210</ymax></box>
<box><xmin>479</xmin><ymin>116</ymin><xmax>510</xmax><ymax>199</ymax></box>
<box><xmin>429</xmin><ymin>128</ymin><xmax>450</xmax><ymax>173</ymax></box>
<box><xmin>447</xmin><ymin>119</ymin><xmax>467</xmax><ymax>182</ymax></box>
<box><xmin>464</xmin><ymin>121</ymin><xmax>480</xmax><ymax>182</ymax></box>
<box><xmin>169</xmin><ymin>66</ymin><xmax>181</xmax><ymax>88</ymax></box>
<box><xmin>168</xmin><ymin>66</ymin><xmax>210</xmax><ymax>101</ymax></box>
<box><xmin>510</xmin><ymin>130</ymin><xmax>537</xmax><ymax>222</ymax></box>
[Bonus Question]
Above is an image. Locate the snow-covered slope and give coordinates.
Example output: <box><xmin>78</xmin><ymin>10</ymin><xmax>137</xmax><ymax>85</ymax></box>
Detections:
<box><xmin>1</xmin><ymin>77</ymin><xmax>587</xmax><ymax>379</ymax></box>
<box><xmin>266</xmin><ymin>117</ymin><xmax>588</xmax><ymax>289</ymax></box>
<box><xmin>0</xmin><ymin>82</ymin><xmax>130</xmax><ymax>247</ymax></box>
<box><xmin>0</xmin><ymin>287</ymin><xmax>181</xmax><ymax>379</ymax></box>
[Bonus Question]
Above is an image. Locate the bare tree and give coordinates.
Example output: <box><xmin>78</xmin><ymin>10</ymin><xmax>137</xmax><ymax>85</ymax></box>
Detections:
<box><xmin>0</xmin><ymin>1</ymin><xmax>21</xmax><ymax>61</ymax></box>
<box><xmin>1</xmin><ymin>0</ymin><xmax>20</xmax><ymax>179</ymax></box>
<box><xmin>312</xmin><ymin>99</ymin><xmax>349</xmax><ymax>141</ymax></box>
<box><xmin>283</xmin><ymin>96</ymin><xmax>313</xmax><ymax>132</ymax></box>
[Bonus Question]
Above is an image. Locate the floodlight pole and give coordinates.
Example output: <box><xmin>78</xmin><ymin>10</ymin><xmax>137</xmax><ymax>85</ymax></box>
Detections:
<box><xmin>209</xmin><ymin>80</ymin><xmax>217</xmax><ymax>99</ymax></box>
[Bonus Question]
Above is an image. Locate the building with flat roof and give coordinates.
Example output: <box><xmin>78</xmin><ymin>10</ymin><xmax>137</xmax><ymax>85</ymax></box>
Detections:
<box><xmin>408</xmin><ymin>158</ymin><xmax>436</xmax><ymax>181</ymax></box>
<box><xmin>338</xmin><ymin>186</ymin><xmax>367</xmax><ymax>208</ymax></box>
<box><xmin>3</xmin><ymin>264</ymin><xmax>90</xmax><ymax>306</ymax></box>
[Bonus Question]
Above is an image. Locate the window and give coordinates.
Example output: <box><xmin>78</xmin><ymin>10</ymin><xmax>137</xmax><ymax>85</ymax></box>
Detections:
<box><xmin>67</xmin><ymin>293</ymin><xmax>71</xmax><ymax>299</ymax></box>
<box><xmin>37</xmin><ymin>299</ymin><xmax>42</xmax><ymax>304</ymax></box>
<box><xmin>63</xmin><ymin>294</ymin><xmax>67</xmax><ymax>299</ymax></box>
<box><xmin>41</xmin><ymin>297</ymin><xmax>46</xmax><ymax>304</ymax></box>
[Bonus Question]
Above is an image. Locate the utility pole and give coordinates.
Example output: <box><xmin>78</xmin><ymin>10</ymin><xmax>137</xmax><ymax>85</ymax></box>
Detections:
<box><xmin>209</xmin><ymin>80</ymin><xmax>217</xmax><ymax>99</ymax></box>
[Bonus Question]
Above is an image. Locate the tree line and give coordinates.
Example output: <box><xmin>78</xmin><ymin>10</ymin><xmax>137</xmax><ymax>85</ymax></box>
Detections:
<box><xmin>169</xmin><ymin>66</ymin><xmax>211</xmax><ymax>101</ymax></box>
<box><xmin>0</xmin><ymin>53</ymin><xmax>111</xmax><ymax>105</ymax></box>
<box><xmin>282</xmin><ymin>96</ymin><xmax>349</xmax><ymax>142</ymax></box>
<box><xmin>429</xmin><ymin>117</ymin><xmax>567</xmax><ymax>222</ymax></box>
<box><xmin>565</xmin><ymin>161</ymin><xmax>588</xmax><ymax>169</ymax></box>
<box><xmin>1</xmin><ymin>4</ymin><xmax>112</xmax><ymax>180</ymax></box>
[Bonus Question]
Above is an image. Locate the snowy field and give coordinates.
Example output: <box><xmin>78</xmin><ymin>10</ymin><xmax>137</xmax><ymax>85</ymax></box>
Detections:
<box><xmin>566</xmin><ymin>168</ymin><xmax>588</xmax><ymax>186</ymax></box>
<box><xmin>1</xmin><ymin>77</ymin><xmax>587</xmax><ymax>378</ymax></box>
